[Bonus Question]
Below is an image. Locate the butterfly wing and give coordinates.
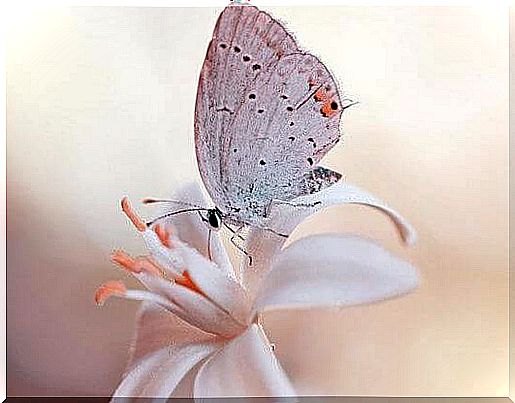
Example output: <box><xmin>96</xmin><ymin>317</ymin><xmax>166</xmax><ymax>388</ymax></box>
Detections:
<box><xmin>195</xmin><ymin>5</ymin><xmax>349</xmax><ymax>222</ymax></box>
<box><xmin>195</xmin><ymin>5</ymin><xmax>297</xmax><ymax>211</ymax></box>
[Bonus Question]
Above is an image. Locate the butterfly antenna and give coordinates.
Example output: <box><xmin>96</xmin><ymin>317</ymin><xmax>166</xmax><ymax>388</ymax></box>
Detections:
<box><xmin>142</xmin><ymin>198</ymin><xmax>206</xmax><ymax>210</ymax></box>
<box><xmin>146</xmin><ymin>207</ymin><xmax>209</xmax><ymax>227</ymax></box>
<box><xmin>341</xmin><ymin>99</ymin><xmax>359</xmax><ymax>111</ymax></box>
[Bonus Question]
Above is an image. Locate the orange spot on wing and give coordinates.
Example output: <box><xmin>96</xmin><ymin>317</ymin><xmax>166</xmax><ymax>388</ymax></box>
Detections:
<box><xmin>321</xmin><ymin>99</ymin><xmax>339</xmax><ymax>118</ymax></box>
<box><xmin>314</xmin><ymin>88</ymin><xmax>328</xmax><ymax>102</ymax></box>
<box><xmin>121</xmin><ymin>197</ymin><xmax>147</xmax><ymax>232</ymax></box>
<box><xmin>95</xmin><ymin>280</ymin><xmax>126</xmax><ymax>305</ymax></box>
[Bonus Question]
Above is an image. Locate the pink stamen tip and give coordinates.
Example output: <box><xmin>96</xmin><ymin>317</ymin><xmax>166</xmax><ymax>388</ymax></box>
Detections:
<box><xmin>95</xmin><ymin>280</ymin><xmax>126</xmax><ymax>305</ymax></box>
<box><xmin>121</xmin><ymin>196</ymin><xmax>147</xmax><ymax>232</ymax></box>
<box><xmin>111</xmin><ymin>250</ymin><xmax>140</xmax><ymax>273</ymax></box>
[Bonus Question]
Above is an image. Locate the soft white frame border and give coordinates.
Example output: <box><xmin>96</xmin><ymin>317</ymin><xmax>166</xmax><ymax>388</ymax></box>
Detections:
<box><xmin>1</xmin><ymin>1</ymin><xmax>511</xmax><ymax>401</ymax></box>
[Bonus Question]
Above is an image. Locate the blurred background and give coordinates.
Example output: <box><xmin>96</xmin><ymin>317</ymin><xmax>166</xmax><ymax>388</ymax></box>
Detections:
<box><xmin>6</xmin><ymin>5</ymin><xmax>508</xmax><ymax>397</ymax></box>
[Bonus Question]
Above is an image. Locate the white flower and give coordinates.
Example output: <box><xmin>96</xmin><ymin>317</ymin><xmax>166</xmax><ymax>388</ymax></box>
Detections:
<box><xmin>96</xmin><ymin>182</ymin><xmax>419</xmax><ymax>398</ymax></box>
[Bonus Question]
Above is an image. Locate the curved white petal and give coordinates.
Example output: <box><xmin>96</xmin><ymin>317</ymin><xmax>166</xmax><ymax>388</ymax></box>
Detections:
<box><xmin>109</xmin><ymin>274</ymin><xmax>244</xmax><ymax>339</ymax></box>
<box><xmin>255</xmin><ymin>234</ymin><xmax>419</xmax><ymax>313</ymax></box>
<box><xmin>194</xmin><ymin>324</ymin><xmax>295</xmax><ymax>398</ymax></box>
<box><xmin>152</xmin><ymin>182</ymin><xmax>233</xmax><ymax>277</ymax></box>
<box><xmin>142</xmin><ymin>229</ymin><xmax>183</xmax><ymax>276</ymax></box>
<box><xmin>127</xmin><ymin>302</ymin><xmax>218</xmax><ymax>367</ymax></box>
<box><xmin>112</xmin><ymin>341</ymin><xmax>221</xmax><ymax>398</ymax></box>
<box><xmin>176</xmin><ymin>239</ymin><xmax>252</xmax><ymax>324</ymax></box>
<box><xmin>241</xmin><ymin>181</ymin><xmax>417</xmax><ymax>294</ymax></box>
<box><xmin>160</xmin><ymin>282</ymin><xmax>246</xmax><ymax>339</ymax></box>
<box><xmin>101</xmin><ymin>285</ymin><xmax>218</xmax><ymax>338</ymax></box>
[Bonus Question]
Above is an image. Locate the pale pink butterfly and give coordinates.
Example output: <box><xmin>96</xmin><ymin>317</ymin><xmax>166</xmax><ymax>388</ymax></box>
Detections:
<box><xmin>145</xmin><ymin>5</ymin><xmax>356</xmax><ymax>264</ymax></box>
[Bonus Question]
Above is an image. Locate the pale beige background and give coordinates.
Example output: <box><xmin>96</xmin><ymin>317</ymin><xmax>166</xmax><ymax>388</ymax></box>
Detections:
<box><xmin>6</xmin><ymin>6</ymin><xmax>508</xmax><ymax>397</ymax></box>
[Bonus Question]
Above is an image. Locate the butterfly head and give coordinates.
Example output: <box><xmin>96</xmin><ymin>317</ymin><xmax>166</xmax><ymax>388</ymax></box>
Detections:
<box><xmin>206</xmin><ymin>208</ymin><xmax>223</xmax><ymax>231</ymax></box>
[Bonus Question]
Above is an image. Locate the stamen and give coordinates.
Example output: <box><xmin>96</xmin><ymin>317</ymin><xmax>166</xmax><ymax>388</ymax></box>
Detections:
<box><xmin>95</xmin><ymin>280</ymin><xmax>126</xmax><ymax>305</ymax></box>
<box><xmin>134</xmin><ymin>257</ymin><xmax>165</xmax><ymax>276</ymax></box>
<box><xmin>111</xmin><ymin>251</ymin><xmax>165</xmax><ymax>277</ymax></box>
<box><xmin>121</xmin><ymin>196</ymin><xmax>147</xmax><ymax>232</ymax></box>
<box><xmin>111</xmin><ymin>250</ymin><xmax>139</xmax><ymax>273</ymax></box>
<box><xmin>176</xmin><ymin>270</ymin><xmax>204</xmax><ymax>296</ymax></box>
<box><xmin>154</xmin><ymin>224</ymin><xmax>173</xmax><ymax>248</ymax></box>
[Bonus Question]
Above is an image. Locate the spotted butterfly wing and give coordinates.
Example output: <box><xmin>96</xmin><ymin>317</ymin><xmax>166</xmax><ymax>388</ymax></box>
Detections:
<box><xmin>195</xmin><ymin>5</ymin><xmax>346</xmax><ymax>226</ymax></box>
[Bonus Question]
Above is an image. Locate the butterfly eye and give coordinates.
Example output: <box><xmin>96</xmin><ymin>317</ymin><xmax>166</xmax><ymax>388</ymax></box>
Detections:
<box><xmin>243</xmin><ymin>55</ymin><xmax>251</xmax><ymax>62</ymax></box>
<box><xmin>252</xmin><ymin>64</ymin><xmax>261</xmax><ymax>71</ymax></box>
<box><xmin>248</xmin><ymin>93</ymin><xmax>256</xmax><ymax>100</ymax></box>
<box><xmin>234</xmin><ymin>46</ymin><xmax>241</xmax><ymax>53</ymax></box>
<box><xmin>259</xmin><ymin>160</ymin><xmax>266</xmax><ymax>165</ymax></box>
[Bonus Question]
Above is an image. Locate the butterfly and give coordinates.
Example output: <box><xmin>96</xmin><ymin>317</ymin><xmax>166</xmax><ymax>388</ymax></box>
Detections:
<box><xmin>146</xmin><ymin>5</ymin><xmax>356</xmax><ymax>263</ymax></box>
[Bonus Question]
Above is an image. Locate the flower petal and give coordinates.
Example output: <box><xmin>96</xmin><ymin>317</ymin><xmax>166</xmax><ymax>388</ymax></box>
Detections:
<box><xmin>161</xmin><ymin>282</ymin><xmax>246</xmax><ymax>339</ymax></box>
<box><xmin>95</xmin><ymin>276</ymin><xmax>241</xmax><ymax>338</ymax></box>
<box><xmin>112</xmin><ymin>341</ymin><xmax>221</xmax><ymax>398</ymax></box>
<box><xmin>151</xmin><ymin>182</ymin><xmax>234</xmax><ymax>277</ymax></box>
<box><xmin>114</xmin><ymin>270</ymin><xmax>246</xmax><ymax>338</ymax></box>
<box><xmin>194</xmin><ymin>324</ymin><xmax>295</xmax><ymax>397</ymax></box>
<box><xmin>241</xmin><ymin>181</ymin><xmax>417</xmax><ymax>294</ymax></box>
<box><xmin>255</xmin><ymin>234</ymin><xmax>419</xmax><ymax>312</ymax></box>
<box><xmin>95</xmin><ymin>280</ymin><xmax>176</xmax><ymax>312</ymax></box>
<box><xmin>176</xmin><ymin>239</ymin><xmax>252</xmax><ymax>324</ymax></box>
<box><xmin>142</xmin><ymin>228</ymin><xmax>184</xmax><ymax>276</ymax></box>
<box><xmin>127</xmin><ymin>302</ymin><xmax>218</xmax><ymax>367</ymax></box>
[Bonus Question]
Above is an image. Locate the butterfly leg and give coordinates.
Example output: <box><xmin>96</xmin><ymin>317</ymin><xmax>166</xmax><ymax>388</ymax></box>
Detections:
<box><xmin>207</xmin><ymin>229</ymin><xmax>212</xmax><ymax>261</ymax></box>
<box><xmin>224</xmin><ymin>223</ymin><xmax>253</xmax><ymax>266</ymax></box>
<box><xmin>197</xmin><ymin>211</ymin><xmax>214</xmax><ymax>261</ymax></box>
<box><xmin>222</xmin><ymin>222</ymin><xmax>246</xmax><ymax>242</ymax></box>
<box><xmin>255</xmin><ymin>225</ymin><xmax>289</xmax><ymax>238</ymax></box>
<box><xmin>197</xmin><ymin>210</ymin><xmax>209</xmax><ymax>223</ymax></box>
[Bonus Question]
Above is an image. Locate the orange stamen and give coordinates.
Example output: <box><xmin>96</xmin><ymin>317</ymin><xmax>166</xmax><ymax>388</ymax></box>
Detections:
<box><xmin>95</xmin><ymin>280</ymin><xmax>126</xmax><ymax>305</ymax></box>
<box><xmin>154</xmin><ymin>224</ymin><xmax>173</xmax><ymax>248</ymax></box>
<box><xmin>175</xmin><ymin>270</ymin><xmax>204</xmax><ymax>296</ymax></box>
<box><xmin>134</xmin><ymin>257</ymin><xmax>164</xmax><ymax>276</ymax></box>
<box><xmin>111</xmin><ymin>251</ymin><xmax>163</xmax><ymax>277</ymax></box>
<box><xmin>121</xmin><ymin>196</ymin><xmax>147</xmax><ymax>232</ymax></box>
<box><xmin>111</xmin><ymin>250</ymin><xmax>139</xmax><ymax>273</ymax></box>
